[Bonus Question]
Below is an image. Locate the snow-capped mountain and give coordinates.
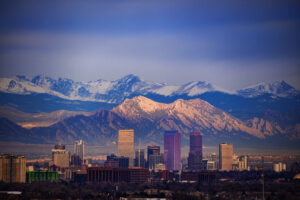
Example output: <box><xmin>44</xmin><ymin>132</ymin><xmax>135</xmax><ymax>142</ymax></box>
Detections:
<box><xmin>237</xmin><ymin>80</ymin><xmax>299</xmax><ymax>98</ymax></box>
<box><xmin>0</xmin><ymin>74</ymin><xmax>232</xmax><ymax>103</ymax></box>
<box><xmin>0</xmin><ymin>75</ymin><xmax>298</xmax><ymax>106</ymax></box>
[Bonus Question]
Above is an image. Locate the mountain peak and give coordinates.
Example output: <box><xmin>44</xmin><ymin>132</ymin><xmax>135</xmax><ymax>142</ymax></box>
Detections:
<box><xmin>238</xmin><ymin>80</ymin><xmax>298</xmax><ymax>98</ymax></box>
<box><xmin>114</xmin><ymin>96</ymin><xmax>213</xmax><ymax>119</ymax></box>
<box><xmin>175</xmin><ymin>80</ymin><xmax>233</xmax><ymax>96</ymax></box>
<box><xmin>117</xmin><ymin>74</ymin><xmax>142</xmax><ymax>83</ymax></box>
<box><xmin>117</xmin><ymin>96</ymin><xmax>165</xmax><ymax>114</ymax></box>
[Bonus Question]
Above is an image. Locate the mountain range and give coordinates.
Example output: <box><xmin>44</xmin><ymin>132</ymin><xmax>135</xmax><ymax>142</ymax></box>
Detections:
<box><xmin>0</xmin><ymin>96</ymin><xmax>299</xmax><ymax>149</ymax></box>
<box><xmin>1</xmin><ymin>75</ymin><xmax>299</xmax><ymax>121</ymax></box>
<box><xmin>1</xmin><ymin>74</ymin><xmax>299</xmax><ymax>103</ymax></box>
<box><xmin>0</xmin><ymin>74</ymin><xmax>299</xmax><ymax>150</ymax></box>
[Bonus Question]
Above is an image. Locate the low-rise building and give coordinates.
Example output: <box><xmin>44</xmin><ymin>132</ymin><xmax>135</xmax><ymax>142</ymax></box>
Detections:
<box><xmin>26</xmin><ymin>171</ymin><xmax>58</xmax><ymax>183</ymax></box>
<box><xmin>87</xmin><ymin>167</ymin><xmax>149</xmax><ymax>183</ymax></box>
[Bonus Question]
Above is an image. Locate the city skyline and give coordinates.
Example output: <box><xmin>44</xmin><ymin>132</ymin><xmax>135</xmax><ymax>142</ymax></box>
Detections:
<box><xmin>0</xmin><ymin>1</ymin><xmax>299</xmax><ymax>198</ymax></box>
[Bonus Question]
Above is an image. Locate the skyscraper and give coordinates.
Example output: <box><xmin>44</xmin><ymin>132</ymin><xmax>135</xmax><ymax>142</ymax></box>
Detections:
<box><xmin>147</xmin><ymin>145</ymin><xmax>160</xmax><ymax>158</ymax></box>
<box><xmin>0</xmin><ymin>155</ymin><xmax>26</xmax><ymax>183</ymax></box>
<box><xmin>74</xmin><ymin>140</ymin><xmax>84</xmax><ymax>162</ymax></box>
<box><xmin>52</xmin><ymin>144</ymin><xmax>70</xmax><ymax>168</ymax></box>
<box><xmin>118</xmin><ymin>129</ymin><xmax>135</xmax><ymax>166</ymax></box>
<box><xmin>219</xmin><ymin>143</ymin><xmax>233</xmax><ymax>171</ymax></box>
<box><xmin>147</xmin><ymin>145</ymin><xmax>163</xmax><ymax>170</ymax></box>
<box><xmin>164</xmin><ymin>130</ymin><xmax>181</xmax><ymax>171</ymax></box>
<box><xmin>134</xmin><ymin>149</ymin><xmax>146</xmax><ymax>168</ymax></box>
<box><xmin>188</xmin><ymin>132</ymin><xmax>203</xmax><ymax>169</ymax></box>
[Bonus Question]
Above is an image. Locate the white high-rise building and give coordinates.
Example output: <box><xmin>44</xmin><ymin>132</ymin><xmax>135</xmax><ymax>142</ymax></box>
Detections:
<box><xmin>74</xmin><ymin>140</ymin><xmax>84</xmax><ymax>161</ymax></box>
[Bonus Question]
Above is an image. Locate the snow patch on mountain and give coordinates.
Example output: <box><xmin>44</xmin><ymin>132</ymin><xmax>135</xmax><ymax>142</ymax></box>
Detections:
<box><xmin>0</xmin><ymin>75</ymin><xmax>298</xmax><ymax>103</ymax></box>
<box><xmin>238</xmin><ymin>80</ymin><xmax>299</xmax><ymax>98</ymax></box>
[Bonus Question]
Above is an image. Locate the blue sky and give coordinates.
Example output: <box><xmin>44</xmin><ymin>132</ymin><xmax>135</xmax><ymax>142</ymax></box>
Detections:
<box><xmin>0</xmin><ymin>0</ymin><xmax>299</xmax><ymax>90</ymax></box>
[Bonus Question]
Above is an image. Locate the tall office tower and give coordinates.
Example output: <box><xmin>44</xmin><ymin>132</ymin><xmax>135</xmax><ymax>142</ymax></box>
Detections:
<box><xmin>164</xmin><ymin>130</ymin><xmax>181</xmax><ymax>171</ymax></box>
<box><xmin>147</xmin><ymin>145</ymin><xmax>160</xmax><ymax>158</ymax></box>
<box><xmin>134</xmin><ymin>149</ymin><xmax>146</xmax><ymax>168</ymax></box>
<box><xmin>147</xmin><ymin>145</ymin><xmax>161</xmax><ymax>168</ymax></box>
<box><xmin>70</xmin><ymin>154</ymin><xmax>82</xmax><ymax>167</ymax></box>
<box><xmin>188</xmin><ymin>132</ymin><xmax>203</xmax><ymax>170</ymax></box>
<box><xmin>118</xmin><ymin>129</ymin><xmax>135</xmax><ymax>166</ymax></box>
<box><xmin>52</xmin><ymin>144</ymin><xmax>70</xmax><ymax>168</ymax></box>
<box><xmin>74</xmin><ymin>140</ymin><xmax>84</xmax><ymax>162</ymax></box>
<box><xmin>219</xmin><ymin>143</ymin><xmax>233</xmax><ymax>171</ymax></box>
<box><xmin>0</xmin><ymin>155</ymin><xmax>26</xmax><ymax>183</ymax></box>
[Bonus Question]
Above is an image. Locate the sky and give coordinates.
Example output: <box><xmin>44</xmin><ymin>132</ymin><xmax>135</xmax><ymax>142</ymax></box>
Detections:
<box><xmin>0</xmin><ymin>0</ymin><xmax>300</xmax><ymax>90</ymax></box>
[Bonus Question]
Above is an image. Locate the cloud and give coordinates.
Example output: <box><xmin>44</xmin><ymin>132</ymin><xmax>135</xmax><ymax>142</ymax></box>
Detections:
<box><xmin>0</xmin><ymin>30</ymin><xmax>299</xmax><ymax>90</ymax></box>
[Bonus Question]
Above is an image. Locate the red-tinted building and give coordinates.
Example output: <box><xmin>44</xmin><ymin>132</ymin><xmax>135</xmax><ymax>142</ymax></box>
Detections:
<box><xmin>87</xmin><ymin>167</ymin><xmax>149</xmax><ymax>183</ymax></box>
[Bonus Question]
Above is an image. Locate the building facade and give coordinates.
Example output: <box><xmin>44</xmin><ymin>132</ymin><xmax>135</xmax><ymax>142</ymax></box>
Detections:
<box><xmin>164</xmin><ymin>130</ymin><xmax>181</xmax><ymax>171</ymax></box>
<box><xmin>87</xmin><ymin>167</ymin><xmax>149</xmax><ymax>183</ymax></box>
<box><xmin>206</xmin><ymin>161</ymin><xmax>217</xmax><ymax>170</ymax></box>
<box><xmin>52</xmin><ymin>147</ymin><xmax>70</xmax><ymax>168</ymax></box>
<box><xmin>71</xmin><ymin>154</ymin><xmax>82</xmax><ymax>167</ymax></box>
<box><xmin>147</xmin><ymin>145</ymin><xmax>162</xmax><ymax>169</ymax></box>
<box><xmin>118</xmin><ymin>129</ymin><xmax>135</xmax><ymax>166</ymax></box>
<box><xmin>26</xmin><ymin>171</ymin><xmax>58</xmax><ymax>183</ymax></box>
<box><xmin>147</xmin><ymin>145</ymin><xmax>160</xmax><ymax>158</ymax></box>
<box><xmin>238</xmin><ymin>155</ymin><xmax>249</xmax><ymax>171</ymax></box>
<box><xmin>134</xmin><ymin>149</ymin><xmax>146</xmax><ymax>168</ymax></box>
<box><xmin>74</xmin><ymin>140</ymin><xmax>84</xmax><ymax>162</ymax></box>
<box><xmin>188</xmin><ymin>132</ymin><xmax>203</xmax><ymax>169</ymax></box>
<box><xmin>106</xmin><ymin>154</ymin><xmax>129</xmax><ymax>168</ymax></box>
<box><xmin>0</xmin><ymin>155</ymin><xmax>26</xmax><ymax>183</ymax></box>
<box><xmin>219</xmin><ymin>143</ymin><xmax>233</xmax><ymax>171</ymax></box>
<box><xmin>148</xmin><ymin>154</ymin><xmax>164</xmax><ymax>170</ymax></box>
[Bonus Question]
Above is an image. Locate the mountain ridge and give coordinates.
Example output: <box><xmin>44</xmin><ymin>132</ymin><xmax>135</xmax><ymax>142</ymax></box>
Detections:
<box><xmin>1</xmin><ymin>96</ymin><xmax>298</xmax><ymax>148</ymax></box>
<box><xmin>1</xmin><ymin>74</ymin><xmax>298</xmax><ymax>105</ymax></box>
